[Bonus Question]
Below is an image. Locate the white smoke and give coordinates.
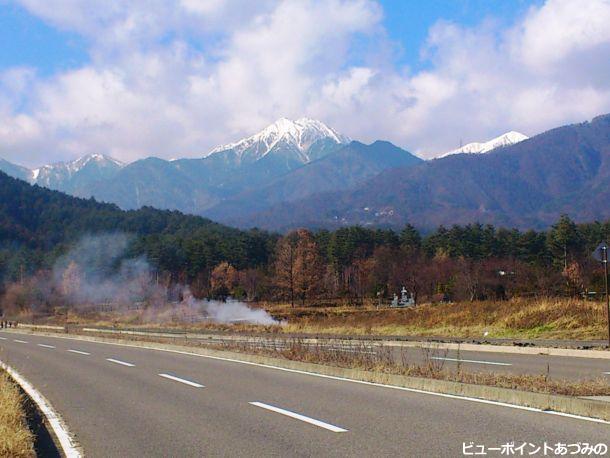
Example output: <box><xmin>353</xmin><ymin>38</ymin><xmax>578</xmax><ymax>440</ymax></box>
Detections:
<box><xmin>53</xmin><ymin>233</ymin><xmax>155</xmax><ymax>306</ymax></box>
<box><xmin>190</xmin><ymin>297</ymin><xmax>278</xmax><ymax>325</ymax></box>
<box><xmin>52</xmin><ymin>233</ymin><xmax>278</xmax><ymax>325</ymax></box>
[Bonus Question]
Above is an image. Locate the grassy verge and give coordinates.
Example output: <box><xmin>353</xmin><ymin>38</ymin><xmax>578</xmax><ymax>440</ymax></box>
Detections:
<box><xmin>0</xmin><ymin>370</ymin><xmax>34</xmax><ymax>458</ymax></box>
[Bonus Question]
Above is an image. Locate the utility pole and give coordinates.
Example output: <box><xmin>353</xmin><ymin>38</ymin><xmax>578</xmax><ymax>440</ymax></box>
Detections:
<box><xmin>592</xmin><ymin>242</ymin><xmax>610</xmax><ymax>347</ymax></box>
<box><xmin>289</xmin><ymin>242</ymin><xmax>295</xmax><ymax>308</ymax></box>
<box><xmin>602</xmin><ymin>245</ymin><xmax>610</xmax><ymax>347</ymax></box>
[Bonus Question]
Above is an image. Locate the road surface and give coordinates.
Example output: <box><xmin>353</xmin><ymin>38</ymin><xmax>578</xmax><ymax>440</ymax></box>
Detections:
<box><xmin>0</xmin><ymin>330</ymin><xmax>608</xmax><ymax>457</ymax></box>
<box><xmin>79</xmin><ymin>328</ymin><xmax>610</xmax><ymax>381</ymax></box>
<box><xmin>196</xmin><ymin>336</ymin><xmax>610</xmax><ymax>381</ymax></box>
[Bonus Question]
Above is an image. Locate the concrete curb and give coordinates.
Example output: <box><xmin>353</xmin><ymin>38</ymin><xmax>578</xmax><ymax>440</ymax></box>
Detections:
<box><xmin>6</xmin><ymin>327</ymin><xmax>610</xmax><ymax>423</ymax></box>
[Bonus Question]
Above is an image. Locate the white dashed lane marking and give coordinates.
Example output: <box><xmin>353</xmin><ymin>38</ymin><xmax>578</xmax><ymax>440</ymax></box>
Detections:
<box><xmin>250</xmin><ymin>402</ymin><xmax>348</xmax><ymax>433</ymax></box>
<box><xmin>430</xmin><ymin>356</ymin><xmax>512</xmax><ymax>366</ymax></box>
<box><xmin>158</xmin><ymin>373</ymin><xmax>204</xmax><ymax>388</ymax></box>
<box><xmin>106</xmin><ymin>358</ymin><xmax>135</xmax><ymax>367</ymax></box>
<box><xmin>67</xmin><ymin>349</ymin><xmax>90</xmax><ymax>355</ymax></box>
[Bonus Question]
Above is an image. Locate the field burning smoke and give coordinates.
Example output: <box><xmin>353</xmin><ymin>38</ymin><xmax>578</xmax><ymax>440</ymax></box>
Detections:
<box><xmin>54</xmin><ymin>233</ymin><xmax>151</xmax><ymax>306</ymax></box>
<box><xmin>51</xmin><ymin>233</ymin><xmax>278</xmax><ymax>325</ymax></box>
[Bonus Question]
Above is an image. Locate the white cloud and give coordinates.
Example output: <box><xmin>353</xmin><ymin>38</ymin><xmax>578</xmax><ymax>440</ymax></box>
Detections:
<box><xmin>2</xmin><ymin>0</ymin><xmax>610</xmax><ymax>166</ymax></box>
<box><xmin>516</xmin><ymin>0</ymin><xmax>610</xmax><ymax>70</ymax></box>
<box><xmin>344</xmin><ymin>0</ymin><xmax>610</xmax><ymax>157</ymax></box>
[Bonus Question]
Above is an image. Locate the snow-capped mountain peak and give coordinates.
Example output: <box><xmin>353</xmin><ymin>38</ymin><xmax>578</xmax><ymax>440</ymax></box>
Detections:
<box><xmin>28</xmin><ymin>154</ymin><xmax>125</xmax><ymax>186</ymax></box>
<box><xmin>207</xmin><ymin>117</ymin><xmax>350</xmax><ymax>163</ymax></box>
<box><xmin>438</xmin><ymin>131</ymin><xmax>528</xmax><ymax>158</ymax></box>
<box><xmin>66</xmin><ymin>153</ymin><xmax>125</xmax><ymax>174</ymax></box>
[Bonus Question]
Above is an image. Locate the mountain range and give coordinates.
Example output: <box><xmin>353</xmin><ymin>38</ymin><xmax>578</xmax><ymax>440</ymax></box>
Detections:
<box><xmin>1</xmin><ymin>114</ymin><xmax>610</xmax><ymax>232</ymax></box>
<box><xmin>437</xmin><ymin>131</ymin><xmax>528</xmax><ymax>158</ymax></box>
<box><xmin>232</xmin><ymin>114</ymin><xmax>610</xmax><ymax>231</ymax></box>
<box><xmin>0</xmin><ymin>117</ymin><xmax>420</xmax><ymax>217</ymax></box>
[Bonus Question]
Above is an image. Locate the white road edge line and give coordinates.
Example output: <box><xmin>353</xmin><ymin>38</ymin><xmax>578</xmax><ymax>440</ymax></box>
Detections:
<box><xmin>13</xmin><ymin>331</ymin><xmax>609</xmax><ymax>425</ymax></box>
<box><xmin>250</xmin><ymin>402</ymin><xmax>348</xmax><ymax>432</ymax></box>
<box><xmin>67</xmin><ymin>349</ymin><xmax>90</xmax><ymax>355</ymax></box>
<box><xmin>158</xmin><ymin>373</ymin><xmax>204</xmax><ymax>388</ymax></box>
<box><xmin>0</xmin><ymin>336</ymin><xmax>7</xmax><ymax>340</ymax></box>
<box><xmin>106</xmin><ymin>358</ymin><xmax>135</xmax><ymax>367</ymax></box>
<box><xmin>603</xmin><ymin>372</ymin><xmax>610</xmax><ymax>375</ymax></box>
<box><xmin>14</xmin><ymin>339</ymin><xmax>28</xmax><ymax>343</ymax></box>
<box><xmin>430</xmin><ymin>356</ymin><xmax>512</xmax><ymax>366</ymax></box>
<box><xmin>0</xmin><ymin>359</ymin><xmax>81</xmax><ymax>457</ymax></box>
<box><xmin>37</xmin><ymin>344</ymin><xmax>56</xmax><ymax>349</ymax></box>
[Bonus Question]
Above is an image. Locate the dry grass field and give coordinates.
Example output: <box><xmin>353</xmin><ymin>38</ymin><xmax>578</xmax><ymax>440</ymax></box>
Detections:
<box><xmin>0</xmin><ymin>371</ymin><xmax>34</xmax><ymax>458</ymax></box>
<box><xmin>22</xmin><ymin>296</ymin><xmax>610</xmax><ymax>340</ymax></box>
<box><xmin>267</xmin><ymin>297</ymin><xmax>609</xmax><ymax>340</ymax></box>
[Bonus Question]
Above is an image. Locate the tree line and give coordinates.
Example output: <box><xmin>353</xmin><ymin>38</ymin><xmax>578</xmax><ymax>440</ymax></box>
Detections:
<box><xmin>1</xmin><ymin>171</ymin><xmax>609</xmax><ymax>308</ymax></box>
<box><xmin>206</xmin><ymin>216</ymin><xmax>610</xmax><ymax>306</ymax></box>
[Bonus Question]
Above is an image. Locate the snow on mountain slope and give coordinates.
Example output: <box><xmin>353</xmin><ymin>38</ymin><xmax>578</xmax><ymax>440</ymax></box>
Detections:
<box><xmin>65</xmin><ymin>153</ymin><xmax>124</xmax><ymax>173</ymax></box>
<box><xmin>207</xmin><ymin>117</ymin><xmax>350</xmax><ymax>163</ymax></box>
<box><xmin>438</xmin><ymin>131</ymin><xmax>528</xmax><ymax>158</ymax></box>
<box><xmin>32</xmin><ymin>153</ymin><xmax>125</xmax><ymax>188</ymax></box>
<box><xmin>31</xmin><ymin>154</ymin><xmax>125</xmax><ymax>185</ymax></box>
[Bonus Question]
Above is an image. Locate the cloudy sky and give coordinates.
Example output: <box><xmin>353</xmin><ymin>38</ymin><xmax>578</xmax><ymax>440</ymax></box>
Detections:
<box><xmin>1</xmin><ymin>0</ymin><xmax>610</xmax><ymax>166</ymax></box>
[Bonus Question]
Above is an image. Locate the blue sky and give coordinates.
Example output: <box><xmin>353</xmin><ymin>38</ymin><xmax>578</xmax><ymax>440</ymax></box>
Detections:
<box><xmin>0</xmin><ymin>4</ymin><xmax>86</xmax><ymax>75</ymax></box>
<box><xmin>0</xmin><ymin>1</ymin><xmax>540</xmax><ymax>75</ymax></box>
<box><xmin>380</xmin><ymin>0</ymin><xmax>540</xmax><ymax>69</ymax></box>
<box><xmin>0</xmin><ymin>0</ymin><xmax>609</xmax><ymax>166</ymax></box>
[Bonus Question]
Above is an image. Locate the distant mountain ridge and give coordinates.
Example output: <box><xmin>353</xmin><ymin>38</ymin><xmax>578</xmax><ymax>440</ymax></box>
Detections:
<box><xmin>0</xmin><ymin>158</ymin><xmax>30</xmax><ymax>182</ymax></box>
<box><xmin>32</xmin><ymin>154</ymin><xmax>125</xmax><ymax>193</ymax></box>
<box><xmin>0</xmin><ymin>118</ymin><xmax>420</xmax><ymax>218</ymax></box>
<box><xmin>206</xmin><ymin>140</ymin><xmax>423</xmax><ymax>223</ymax></box>
<box><xmin>3</xmin><ymin>114</ymin><xmax>609</xmax><ymax>233</ymax></box>
<box><xmin>438</xmin><ymin>131</ymin><xmax>528</xmax><ymax>158</ymax></box>
<box><xmin>0</xmin><ymin>153</ymin><xmax>125</xmax><ymax>192</ymax></box>
<box><xmin>207</xmin><ymin>117</ymin><xmax>350</xmax><ymax>163</ymax></box>
<box><xmin>230</xmin><ymin>114</ymin><xmax>610</xmax><ymax>231</ymax></box>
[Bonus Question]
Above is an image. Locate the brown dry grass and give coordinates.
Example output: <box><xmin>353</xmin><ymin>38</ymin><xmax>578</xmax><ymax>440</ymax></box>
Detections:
<box><xmin>24</xmin><ymin>296</ymin><xmax>610</xmax><ymax>340</ymax></box>
<box><xmin>271</xmin><ymin>297</ymin><xmax>609</xmax><ymax>340</ymax></box>
<box><xmin>0</xmin><ymin>371</ymin><xmax>34</xmax><ymax>458</ymax></box>
<box><xmin>215</xmin><ymin>339</ymin><xmax>610</xmax><ymax>397</ymax></box>
<box><xmin>25</xmin><ymin>308</ymin><xmax>282</xmax><ymax>334</ymax></box>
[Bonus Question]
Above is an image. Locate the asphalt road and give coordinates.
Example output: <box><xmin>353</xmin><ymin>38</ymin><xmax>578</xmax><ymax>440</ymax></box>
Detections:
<box><xmin>77</xmin><ymin>328</ymin><xmax>610</xmax><ymax>381</ymax></box>
<box><xmin>286</xmin><ymin>343</ymin><xmax>610</xmax><ymax>381</ymax></box>
<box><xmin>398</xmin><ymin>347</ymin><xmax>610</xmax><ymax>380</ymax></box>
<box><xmin>1</xmin><ymin>330</ymin><xmax>608</xmax><ymax>457</ymax></box>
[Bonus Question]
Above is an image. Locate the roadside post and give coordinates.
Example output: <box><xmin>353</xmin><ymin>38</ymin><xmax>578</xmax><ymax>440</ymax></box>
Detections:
<box><xmin>592</xmin><ymin>242</ymin><xmax>610</xmax><ymax>347</ymax></box>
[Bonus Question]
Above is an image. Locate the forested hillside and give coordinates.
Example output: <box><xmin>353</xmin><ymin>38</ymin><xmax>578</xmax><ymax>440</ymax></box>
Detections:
<box><xmin>0</xmin><ymin>171</ymin><xmax>275</xmax><ymax>283</ymax></box>
<box><xmin>1</xmin><ymin>171</ymin><xmax>609</xmax><ymax>310</ymax></box>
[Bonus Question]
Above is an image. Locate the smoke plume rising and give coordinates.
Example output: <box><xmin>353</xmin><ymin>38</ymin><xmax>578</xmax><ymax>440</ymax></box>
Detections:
<box><xmin>52</xmin><ymin>233</ymin><xmax>278</xmax><ymax>325</ymax></box>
